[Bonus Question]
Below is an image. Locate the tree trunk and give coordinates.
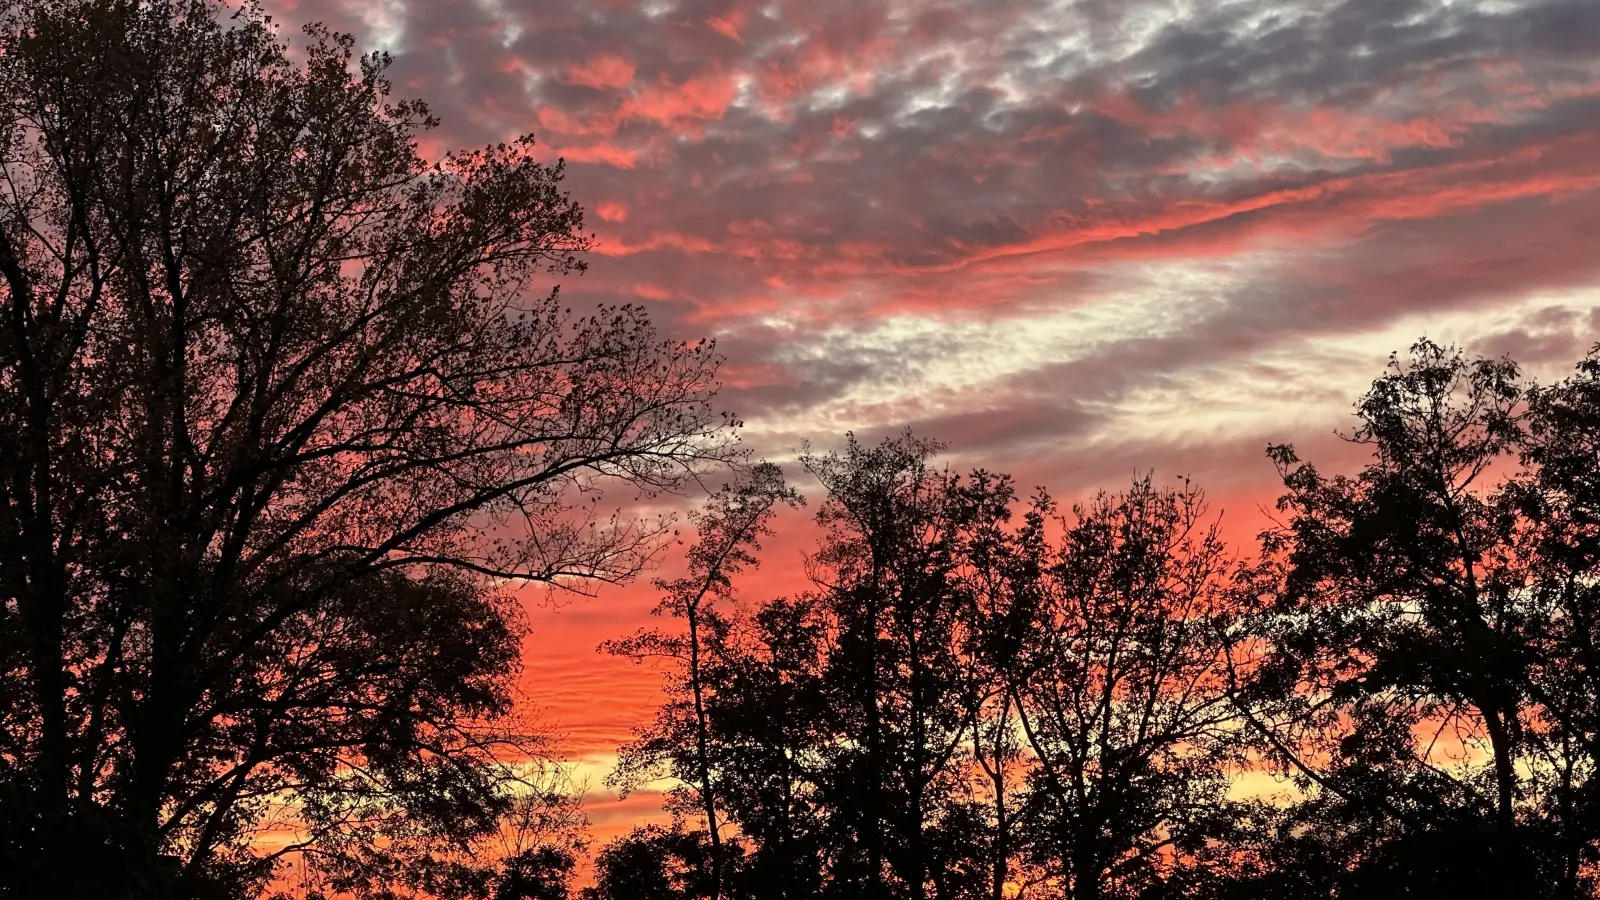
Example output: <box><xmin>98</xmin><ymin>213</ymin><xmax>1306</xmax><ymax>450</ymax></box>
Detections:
<box><xmin>1482</xmin><ymin>704</ymin><xmax>1524</xmax><ymax>891</ymax></box>
<box><xmin>991</xmin><ymin>757</ymin><xmax>1008</xmax><ymax>900</ymax></box>
<box><xmin>687</xmin><ymin>602</ymin><xmax>723</xmax><ymax>900</ymax></box>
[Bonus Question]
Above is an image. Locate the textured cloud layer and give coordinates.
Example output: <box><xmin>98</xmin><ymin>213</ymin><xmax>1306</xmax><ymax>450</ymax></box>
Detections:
<box><xmin>269</xmin><ymin>0</ymin><xmax>1600</xmax><ymax>842</ymax></box>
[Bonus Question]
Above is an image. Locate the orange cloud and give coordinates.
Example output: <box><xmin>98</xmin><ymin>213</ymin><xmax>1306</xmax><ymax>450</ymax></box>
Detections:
<box><xmin>707</xmin><ymin>11</ymin><xmax>744</xmax><ymax>43</ymax></box>
<box><xmin>622</xmin><ymin>67</ymin><xmax>740</xmax><ymax>125</ymax></box>
<box><xmin>565</xmin><ymin>53</ymin><xmax>636</xmax><ymax>90</ymax></box>
<box><xmin>631</xmin><ymin>282</ymin><xmax>673</xmax><ymax>300</ymax></box>
<box><xmin>555</xmin><ymin>143</ymin><xmax>640</xmax><ymax>169</ymax></box>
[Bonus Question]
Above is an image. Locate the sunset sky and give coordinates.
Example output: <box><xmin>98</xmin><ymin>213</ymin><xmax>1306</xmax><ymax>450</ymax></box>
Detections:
<box><xmin>268</xmin><ymin>0</ymin><xmax>1600</xmax><ymax>843</ymax></box>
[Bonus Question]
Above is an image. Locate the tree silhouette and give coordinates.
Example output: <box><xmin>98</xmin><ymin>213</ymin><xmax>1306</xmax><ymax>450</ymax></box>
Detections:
<box><xmin>604</xmin><ymin>343</ymin><xmax>1600</xmax><ymax>899</ymax></box>
<box><xmin>604</xmin><ymin>464</ymin><xmax>803</xmax><ymax>900</ymax></box>
<box><xmin>494</xmin><ymin>847</ymin><xmax>580</xmax><ymax>900</ymax></box>
<box><xmin>1009</xmin><ymin>478</ymin><xmax>1242</xmax><ymax>900</ymax></box>
<box><xmin>582</xmin><ymin>826</ymin><xmax>741</xmax><ymax>900</ymax></box>
<box><xmin>799</xmin><ymin>433</ymin><xmax>1011</xmax><ymax>899</ymax></box>
<box><xmin>0</xmin><ymin>1</ymin><xmax>734</xmax><ymax>897</ymax></box>
<box><xmin>952</xmin><ymin>472</ymin><xmax>1044</xmax><ymax>900</ymax></box>
<box><xmin>1508</xmin><ymin>346</ymin><xmax>1600</xmax><ymax>895</ymax></box>
<box><xmin>1231</xmin><ymin>339</ymin><xmax>1600</xmax><ymax>895</ymax></box>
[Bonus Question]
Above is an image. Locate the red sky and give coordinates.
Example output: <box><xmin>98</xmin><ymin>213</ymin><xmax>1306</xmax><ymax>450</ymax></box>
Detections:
<box><xmin>269</xmin><ymin>0</ymin><xmax>1600</xmax><ymax>847</ymax></box>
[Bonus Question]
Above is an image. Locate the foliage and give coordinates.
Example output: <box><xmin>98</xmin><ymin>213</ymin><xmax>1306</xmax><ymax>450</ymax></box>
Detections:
<box><xmin>1010</xmin><ymin>478</ymin><xmax>1243</xmax><ymax>899</ymax></box>
<box><xmin>0</xmin><ymin>1</ymin><xmax>733</xmax><ymax>896</ymax></box>
<box><xmin>605</xmin><ymin>439</ymin><xmax>1250</xmax><ymax>900</ymax></box>
<box><xmin>604</xmin><ymin>342</ymin><xmax>1600</xmax><ymax>899</ymax></box>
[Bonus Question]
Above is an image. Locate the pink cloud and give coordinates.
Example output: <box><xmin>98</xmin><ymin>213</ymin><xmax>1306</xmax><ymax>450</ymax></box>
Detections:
<box><xmin>565</xmin><ymin>53</ymin><xmax>636</xmax><ymax>90</ymax></box>
<box><xmin>554</xmin><ymin>143</ymin><xmax>640</xmax><ymax>169</ymax></box>
<box><xmin>631</xmin><ymin>281</ymin><xmax>673</xmax><ymax>300</ymax></box>
<box><xmin>622</xmin><ymin>67</ymin><xmax>740</xmax><ymax>125</ymax></box>
<box><xmin>707</xmin><ymin>12</ymin><xmax>744</xmax><ymax>43</ymax></box>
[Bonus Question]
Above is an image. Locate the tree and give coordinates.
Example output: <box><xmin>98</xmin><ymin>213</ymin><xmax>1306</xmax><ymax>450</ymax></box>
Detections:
<box><xmin>605</xmin><ymin>463</ymin><xmax>803</xmax><ymax>900</ymax></box>
<box><xmin>582</xmin><ymin>826</ymin><xmax>741</xmax><ymax>900</ymax></box>
<box><xmin>699</xmin><ymin>595</ymin><xmax>834</xmax><ymax>900</ymax></box>
<box><xmin>1235</xmin><ymin>340</ymin><xmax>1538</xmax><ymax>893</ymax></box>
<box><xmin>1509</xmin><ymin>345</ymin><xmax>1600</xmax><ymax>895</ymax></box>
<box><xmin>0</xmin><ymin>1</ymin><xmax>735</xmax><ymax>896</ymax></box>
<box><xmin>953</xmin><ymin>474</ymin><xmax>1047</xmax><ymax>900</ymax></box>
<box><xmin>1008</xmin><ymin>478</ymin><xmax>1242</xmax><ymax>900</ymax></box>
<box><xmin>800</xmin><ymin>432</ymin><xmax>1007</xmax><ymax>900</ymax></box>
<box><xmin>492</xmin><ymin>847</ymin><xmax>580</xmax><ymax>900</ymax></box>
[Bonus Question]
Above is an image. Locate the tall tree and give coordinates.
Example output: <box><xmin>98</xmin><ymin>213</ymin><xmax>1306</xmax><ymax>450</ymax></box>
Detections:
<box><xmin>0</xmin><ymin>1</ymin><xmax>735</xmax><ymax>896</ymax></box>
<box><xmin>801</xmin><ymin>433</ymin><xmax>1005</xmax><ymax>900</ymax></box>
<box><xmin>1508</xmin><ymin>345</ymin><xmax>1600</xmax><ymax>896</ymax></box>
<box><xmin>605</xmin><ymin>464</ymin><xmax>802</xmax><ymax>900</ymax></box>
<box><xmin>1236</xmin><ymin>340</ymin><xmax>1536</xmax><ymax>893</ymax></box>
<box><xmin>954</xmin><ymin>476</ymin><xmax>1048</xmax><ymax>900</ymax></box>
<box><xmin>1009</xmin><ymin>478</ymin><xmax>1241</xmax><ymax>900</ymax></box>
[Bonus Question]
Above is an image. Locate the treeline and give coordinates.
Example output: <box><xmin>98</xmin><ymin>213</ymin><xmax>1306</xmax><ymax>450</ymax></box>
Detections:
<box><xmin>584</xmin><ymin>341</ymin><xmax>1600</xmax><ymax>900</ymax></box>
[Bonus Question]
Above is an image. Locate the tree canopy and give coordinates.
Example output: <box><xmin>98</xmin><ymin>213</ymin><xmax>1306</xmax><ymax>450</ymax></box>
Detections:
<box><xmin>0</xmin><ymin>1</ymin><xmax>733</xmax><ymax>897</ymax></box>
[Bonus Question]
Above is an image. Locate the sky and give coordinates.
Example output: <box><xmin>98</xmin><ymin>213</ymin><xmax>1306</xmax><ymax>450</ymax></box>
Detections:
<box><xmin>266</xmin><ymin>0</ymin><xmax>1600</xmax><ymax>846</ymax></box>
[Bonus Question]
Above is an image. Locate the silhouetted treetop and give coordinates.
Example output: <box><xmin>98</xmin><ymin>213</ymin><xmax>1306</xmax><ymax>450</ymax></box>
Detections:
<box><xmin>597</xmin><ymin>343</ymin><xmax>1600</xmax><ymax>900</ymax></box>
<box><xmin>0</xmin><ymin>1</ymin><xmax>735</xmax><ymax>897</ymax></box>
